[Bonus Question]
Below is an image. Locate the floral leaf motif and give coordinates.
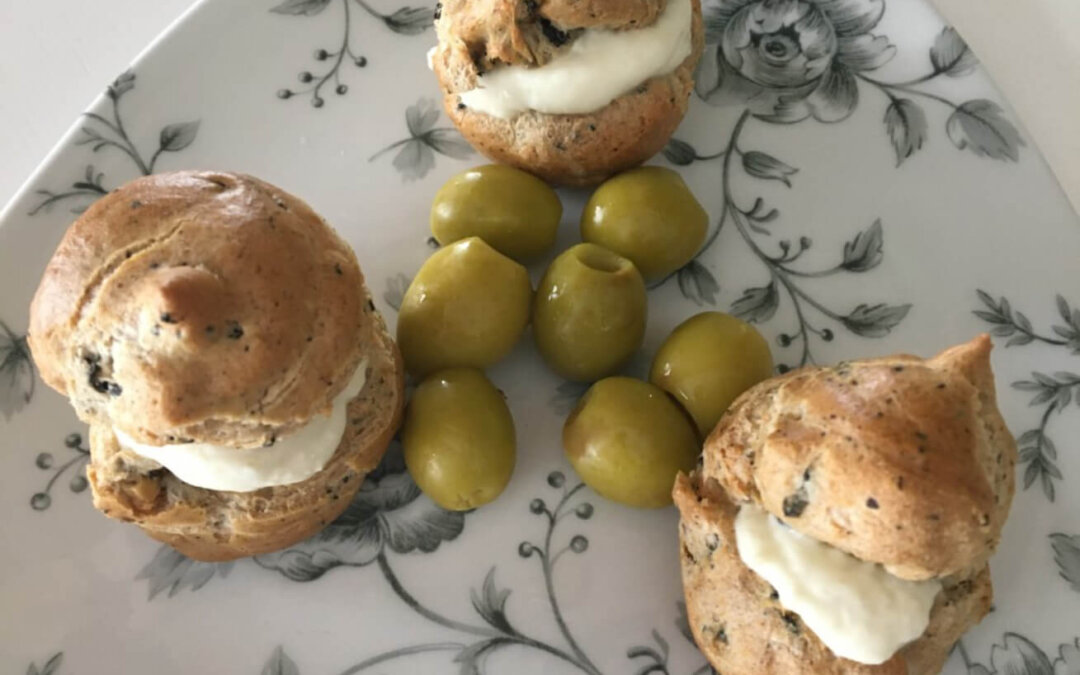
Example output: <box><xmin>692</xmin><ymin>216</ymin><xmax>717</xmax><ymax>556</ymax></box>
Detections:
<box><xmin>663</xmin><ymin>138</ymin><xmax>697</xmax><ymax>166</ymax></box>
<box><xmin>815</xmin><ymin>0</ymin><xmax>885</xmax><ymax>37</ymax></box>
<box><xmin>677</xmin><ymin>260</ymin><xmax>719</xmax><ymax>306</ymax></box>
<box><xmin>454</xmin><ymin>640</ymin><xmax>503</xmax><ymax>675</ymax></box>
<box><xmin>136</xmin><ymin>545</ymin><xmax>234</xmax><ymax>599</ymax></box>
<box><xmin>383</xmin><ymin>273</ymin><xmax>411</xmax><ymax>311</ymax></box>
<box><xmin>262</xmin><ymin>646</ymin><xmax>300</xmax><ymax>675</ymax></box>
<box><xmin>1056</xmin><ymin>638</ymin><xmax>1080</xmax><ymax>675</ymax></box>
<box><xmin>270</xmin><ymin>0</ymin><xmax>332</xmax><ymax>15</ymax></box>
<box><xmin>842</xmin><ymin>303</ymin><xmax>911</xmax><ymax>337</ymax></box>
<box><xmin>841</xmin><ymin>219</ymin><xmax>884</xmax><ymax>272</ymax></box>
<box><xmin>836</xmin><ymin>34</ymin><xmax>895</xmax><ymax>71</ymax></box>
<box><xmin>1053</xmin><ymin>294</ymin><xmax>1080</xmax><ymax>354</ymax></box>
<box><xmin>383</xmin><ymin>6</ymin><xmax>436</xmax><ymax>34</ymax></box>
<box><xmin>1050</xmin><ymin>533</ymin><xmax>1080</xmax><ymax>593</ymax></box>
<box><xmin>551</xmin><ymin>380</ymin><xmax>589</xmax><ymax>416</ymax></box>
<box><xmin>26</xmin><ymin>652</ymin><xmax>63</xmax><ymax>675</ymax></box>
<box><xmin>159</xmin><ymin>121</ymin><xmax>200</xmax><ymax>153</ymax></box>
<box><xmin>108</xmin><ymin>70</ymin><xmax>136</xmax><ymax>99</ymax></box>
<box><xmin>0</xmin><ymin>321</ymin><xmax>35</xmax><ymax>420</ymax></box>
<box><xmin>742</xmin><ymin>151</ymin><xmax>798</xmax><ymax>186</ymax></box>
<box><xmin>731</xmin><ymin>282</ymin><xmax>778</xmax><ymax>323</ymax></box>
<box><xmin>393</xmin><ymin>142</ymin><xmax>436</xmax><ymax>181</ymax></box>
<box><xmin>803</xmin><ymin>65</ymin><xmax>860</xmax><ymax>123</ymax></box>
<box><xmin>423</xmin><ymin>128</ymin><xmax>474</xmax><ymax>159</ymax></box>
<box><xmin>990</xmin><ymin>633</ymin><xmax>1055</xmax><ymax>675</ymax></box>
<box><xmin>254</xmin><ymin>448</ymin><xmax>464</xmax><ymax>580</ymax></box>
<box><xmin>381</xmin><ymin>474</ymin><xmax>466</xmax><ymax>553</ymax></box>
<box><xmin>406</xmin><ymin>99</ymin><xmax>440</xmax><ymax>136</ymax></box>
<box><xmin>884</xmin><ymin>99</ymin><xmax>927</xmax><ymax>166</ymax></box>
<box><xmin>947</xmin><ymin>100</ymin><xmax>1025</xmax><ymax>162</ymax></box>
<box><xmin>471</xmin><ymin>568</ymin><xmax>515</xmax><ymax>635</ymax></box>
<box><xmin>930</xmin><ymin>27</ymin><xmax>978</xmax><ymax>77</ymax></box>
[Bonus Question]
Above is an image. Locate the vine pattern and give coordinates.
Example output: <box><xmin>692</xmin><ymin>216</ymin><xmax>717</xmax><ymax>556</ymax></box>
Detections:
<box><xmin>28</xmin><ymin>71</ymin><xmax>200</xmax><ymax>216</ymax></box>
<box><xmin>136</xmin><ymin>454</ymin><xmax>710</xmax><ymax>675</ymax></box>
<box><xmin>660</xmin><ymin>7</ymin><xmax>1023</xmax><ymax>370</ymax></box>
<box><xmin>0</xmin><ymin>319</ymin><xmax>34</xmax><ymax>420</ymax></box>
<box><xmin>271</xmin><ymin>0</ymin><xmax>435</xmax><ymax>108</ymax></box>
<box><xmin>369</xmin><ymin>98</ymin><xmax>474</xmax><ymax>181</ymax></box>
<box><xmin>29</xmin><ymin>433</ymin><xmax>90</xmax><ymax>512</ymax></box>
<box><xmin>956</xmin><ymin>632</ymin><xmax>1080</xmax><ymax>675</ymax></box>
<box><xmin>974</xmin><ymin>291</ymin><xmax>1080</xmax><ymax>501</ymax></box>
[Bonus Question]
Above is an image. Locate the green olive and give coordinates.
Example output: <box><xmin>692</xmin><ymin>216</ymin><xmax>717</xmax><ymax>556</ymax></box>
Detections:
<box><xmin>580</xmin><ymin>166</ymin><xmax>708</xmax><ymax>281</ymax></box>
<box><xmin>397</xmin><ymin>237</ymin><xmax>532</xmax><ymax>378</ymax></box>
<box><xmin>430</xmin><ymin>164</ymin><xmax>562</xmax><ymax>262</ymax></box>
<box><xmin>649</xmin><ymin>312</ymin><xmax>773</xmax><ymax>437</ymax></box>
<box><xmin>563</xmin><ymin>377</ymin><xmax>699</xmax><ymax>508</ymax></box>
<box><xmin>403</xmin><ymin>368</ymin><xmax>516</xmax><ymax>511</ymax></box>
<box><xmin>533</xmin><ymin>243</ymin><xmax>646</xmax><ymax>382</ymax></box>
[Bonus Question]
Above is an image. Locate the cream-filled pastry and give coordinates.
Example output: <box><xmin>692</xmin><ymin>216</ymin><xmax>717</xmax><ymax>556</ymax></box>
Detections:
<box><xmin>675</xmin><ymin>336</ymin><xmax>1016</xmax><ymax>674</ymax></box>
<box><xmin>429</xmin><ymin>0</ymin><xmax>704</xmax><ymax>185</ymax></box>
<box><xmin>28</xmin><ymin>171</ymin><xmax>405</xmax><ymax>562</ymax></box>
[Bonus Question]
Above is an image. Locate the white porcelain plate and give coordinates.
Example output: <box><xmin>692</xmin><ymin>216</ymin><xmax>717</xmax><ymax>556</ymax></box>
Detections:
<box><xmin>2</xmin><ymin>1</ymin><xmax>1078</xmax><ymax>673</ymax></box>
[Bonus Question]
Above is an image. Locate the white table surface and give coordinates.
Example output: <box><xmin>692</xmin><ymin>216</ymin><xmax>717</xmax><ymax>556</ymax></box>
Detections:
<box><xmin>2</xmin><ymin>1</ymin><xmax>1078</xmax><ymax>213</ymax></box>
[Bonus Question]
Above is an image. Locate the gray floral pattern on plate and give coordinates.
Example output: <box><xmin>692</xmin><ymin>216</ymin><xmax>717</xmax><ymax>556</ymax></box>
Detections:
<box><xmin>957</xmin><ymin>633</ymin><xmax>1080</xmax><ymax>675</ymax></box>
<box><xmin>29</xmin><ymin>71</ymin><xmax>200</xmax><ymax>216</ymax></box>
<box><xmin>271</xmin><ymin>0</ymin><xmax>435</xmax><ymax>108</ymax></box>
<box><xmin>370</xmin><ymin>98</ymin><xmax>474</xmax><ymax>181</ymax></box>
<box><xmin>974</xmin><ymin>291</ymin><xmax>1080</xmax><ymax>501</ymax></box>
<box><xmin>3</xmin><ymin>0</ymin><xmax>1073</xmax><ymax>671</ymax></box>
<box><xmin>0</xmin><ymin>319</ymin><xmax>34</xmax><ymax>419</ymax></box>
<box><xmin>659</xmin><ymin>0</ymin><xmax>1022</xmax><ymax>370</ymax></box>
<box><xmin>29</xmin><ymin>433</ymin><xmax>90</xmax><ymax>511</ymax></box>
<box><xmin>25</xmin><ymin>652</ymin><xmax>63</xmax><ymax>675</ymax></box>
<box><xmin>139</xmin><ymin>449</ymin><xmax>710</xmax><ymax>675</ymax></box>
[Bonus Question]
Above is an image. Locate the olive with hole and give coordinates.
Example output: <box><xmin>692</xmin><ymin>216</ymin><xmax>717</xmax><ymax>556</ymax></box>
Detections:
<box><xmin>580</xmin><ymin>166</ymin><xmax>708</xmax><ymax>281</ymax></box>
<box><xmin>533</xmin><ymin>243</ymin><xmax>646</xmax><ymax>382</ymax></box>
<box><xmin>650</xmin><ymin>311</ymin><xmax>773</xmax><ymax>437</ymax></box>
<box><xmin>397</xmin><ymin>236</ymin><xmax>532</xmax><ymax>378</ymax></box>
<box><xmin>430</xmin><ymin>164</ymin><xmax>562</xmax><ymax>262</ymax></box>
<box><xmin>402</xmin><ymin>368</ymin><xmax>516</xmax><ymax>511</ymax></box>
<box><xmin>563</xmin><ymin>377</ymin><xmax>699</xmax><ymax>508</ymax></box>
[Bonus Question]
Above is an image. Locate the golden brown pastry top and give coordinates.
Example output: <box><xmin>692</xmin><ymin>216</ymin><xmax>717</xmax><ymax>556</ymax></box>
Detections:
<box><xmin>700</xmin><ymin>335</ymin><xmax>1016</xmax><ymax>581</ymax></box>
<box><xmin>435</xmin><ymin>0</ymin><xmax>668</xmax><ymax>70</ymax></box>
<box><xmin>29</xmin><ymin>171</ymin><xmax>367</xmax><ymax>448</ymax></box>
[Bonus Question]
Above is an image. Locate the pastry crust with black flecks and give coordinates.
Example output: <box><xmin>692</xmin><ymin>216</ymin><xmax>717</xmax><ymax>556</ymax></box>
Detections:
<box><xmin>700</xmin><ymin>335</ymin><xmax>1016</xmax><ymax>581</ymax></box>
<box><xmin>673</xmin><ymin>336</ymin><xmax>1016</xmax><ymax>674</ymax></box>
<box><xmin>30</xmin><ymin>171</ymin><xmax>377</xmax><ymax>449</ymax></box>
<box><xmin>430</xmin><ymin>0</ymin><xmax>703</xmax><ymax>186</ymax></box>
<box><xmin>29</xmin><ymin>170</ymin><xmax>406</xmax><ymax>561</ymax></box>
<box><xmin>674</xmin><ymin>472</ymin><xmax>993</xmax><ymax>675</ymax></box>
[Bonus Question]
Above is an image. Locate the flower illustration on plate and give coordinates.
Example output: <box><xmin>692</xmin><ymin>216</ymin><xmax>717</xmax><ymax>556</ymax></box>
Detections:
<box><xmin>370</xmin><ymin>98</ymin><xmax>474</xmax><ymax>181</ymax></box>
<box><xmin>698</xmin><ymin>0</ymin><xmax>893</xmax><ymax>122</ymax></box>
<box><xmin>958</xmin><ymin>632</ymin><xmax>1080</xmax><ymax>675</ymax></box>
<box><xmin>254</xmin><ymin>443</ymin><xmax>465</xmax><ymax>581</ymax></box>
<box><xmin>0</xmin><ymin>320</ymin><xmax>34</xmax><ymax>420</ymax></box>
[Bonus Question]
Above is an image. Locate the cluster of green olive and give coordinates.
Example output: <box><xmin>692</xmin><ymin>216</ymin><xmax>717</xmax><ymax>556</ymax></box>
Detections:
<box><xmin>397</xmin><ymin>164</ymin><xmax>773</xmax><ymax>511</ymax></box>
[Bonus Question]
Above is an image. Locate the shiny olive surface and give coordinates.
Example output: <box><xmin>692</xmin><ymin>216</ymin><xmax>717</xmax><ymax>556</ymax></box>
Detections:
<box><xmin>397</xmin><ymin>237</ymin><xmax>532</xmax><ymax>378</ymax></box>
<box><xmin>580</xmin><ymin>166</ymin><xmax>708</xmax><ymax>281</ymax></box>
<box><xmin>402</xmin><ymin>368</ymin><xmax>516</xmax><ymax>511</ymax></box>
<box><xmin>563</xmin><ymin>377</ymin><xmax>699</xmax><ymax>508</ymax></box>
<box><xmin>533</xmin><ymin>243</ymin><xmax>646</xmax><ymax>382</ymax></box>
<box><xmin>431</xmin><ymin>164</ymin><xmax>562</xmax><ymax>262</ymax></box>
<box><xmin>650</xmin><ymin>312</ymin><xmax>773</xmax><ymax>437</ymax></box>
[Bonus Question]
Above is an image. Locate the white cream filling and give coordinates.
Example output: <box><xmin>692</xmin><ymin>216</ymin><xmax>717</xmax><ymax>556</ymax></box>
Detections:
<box><xmin>116</xmin><ymin>359</ymin><xmax>368</xmax><ymax>492</ymax></box>
<box><xmin>457</xmin><ymin>0</ymin><xmax>693</xmax><ymax>119</ymax></box>
<box><xmin>734</xmin><ymin>504</ymin><xmax>941</xmax><ymax>665</ymax></box>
